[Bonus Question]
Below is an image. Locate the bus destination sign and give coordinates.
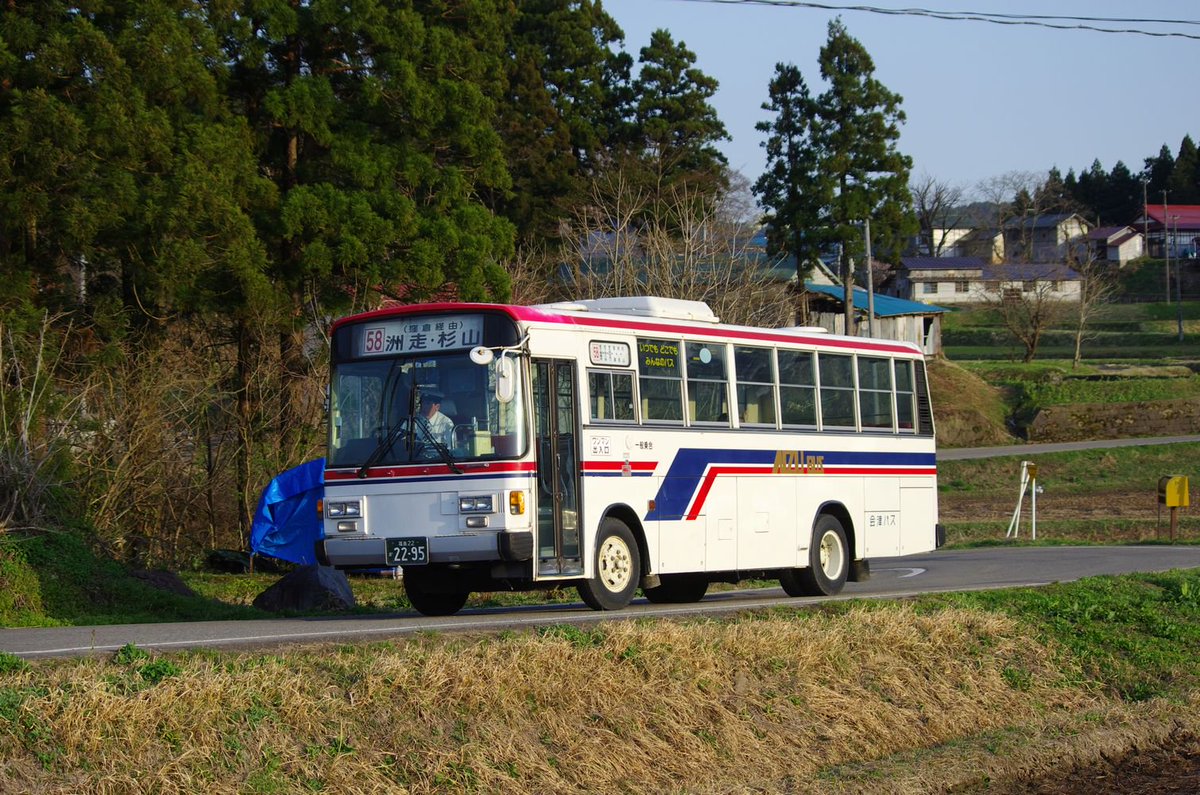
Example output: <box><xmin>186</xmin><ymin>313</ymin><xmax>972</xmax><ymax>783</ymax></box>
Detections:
<box><xmin>589</xmin><ymin>340</ymin><xmax>631</xmax><ymax>367</ymax></box>
<box><xmin>360</xmin><ymin>315</ymin><xmax>484</xmax><ymax>357</ymax></box>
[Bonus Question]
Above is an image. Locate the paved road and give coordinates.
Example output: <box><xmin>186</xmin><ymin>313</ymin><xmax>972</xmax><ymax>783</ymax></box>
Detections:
<box><xmin>939</xmin><ymin>434</ymin><xmax>1200</xmax><ymax>461</ymax></box>
<box><xmin>4</xmin><ymin>545</ymin><xmax>1199</xmax><ymax>659</ymax></box>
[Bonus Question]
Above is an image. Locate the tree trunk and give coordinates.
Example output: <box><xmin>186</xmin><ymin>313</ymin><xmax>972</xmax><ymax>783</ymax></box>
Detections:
<box><xmin>235</xmin><ymin>319</ymin><xmax>254</xmax><ymax>550</ymax></box>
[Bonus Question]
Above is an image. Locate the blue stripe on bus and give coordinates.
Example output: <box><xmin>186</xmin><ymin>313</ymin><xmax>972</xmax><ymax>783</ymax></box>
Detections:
<box><xmin>644</xmin><ymin>448</ymin><xmax>936</xmax><ymax>521</ymax></box>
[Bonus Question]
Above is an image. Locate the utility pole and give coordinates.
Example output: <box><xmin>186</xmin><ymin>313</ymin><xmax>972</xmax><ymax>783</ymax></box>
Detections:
<box><xmin>1174</xmin><ymin>215</ymin><xmax>1184</xmax><ymax>342</ymax></box>
<box><xmin>1164</xmin><ymin>191</ymin><xmax>1171</xmax><ymax>302</ymax></box>
<box><xmin>864</xmin><ymin>217</ymin><xmax>875</xmax><ymax>337</ymax></box>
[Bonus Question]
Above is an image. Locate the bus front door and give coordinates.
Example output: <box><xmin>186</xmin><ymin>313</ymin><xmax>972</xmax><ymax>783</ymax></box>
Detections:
<box><xmin>531</xmin><ymin>359</ymin><xmax>582</xmax><ymax>577</ymax></box>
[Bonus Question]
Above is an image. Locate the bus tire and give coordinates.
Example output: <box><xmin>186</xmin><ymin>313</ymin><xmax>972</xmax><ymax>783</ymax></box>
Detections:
<box><xmin>578</xmin><ymin>518</ymin><xmax>641</xmax><ymax>610</ymax></box>
<box><xmin>403</xmin><ymin>571</ymin><xmax>469</xmax><ymax>617</ymax></box>
<box><xmin>780</xmin><ymin>514</ymin><xmax>848</xmax><ymax>597</ymax></box>
<box><xmin>643</xmin><ymin>574</ymin><xmax>708</xmax><ymax>604</ymax></box>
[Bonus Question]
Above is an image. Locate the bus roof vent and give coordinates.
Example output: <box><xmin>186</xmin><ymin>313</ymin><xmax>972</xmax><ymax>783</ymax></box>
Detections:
<box><xmin>777</xmin><ymin>325</ymin><xmax>828</xmax><ymax>334</ymax></box>
<box><xmin>539</xmin><ymin>297</ymin><xmax>720</xmax><ymax>323</ymax></box>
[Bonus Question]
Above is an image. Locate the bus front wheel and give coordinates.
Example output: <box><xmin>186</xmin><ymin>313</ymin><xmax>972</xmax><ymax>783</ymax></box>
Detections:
<box><xmin>780</xmin><ymin>514</ymin><xmax>849</xmax><ymax>597</ymax></box>
<box><xmin>403</xmin><ymin>570</ymin><xmax>469</xmax><ymax>617</ymax></box>
<box><xmin>578</xmin><ymin>518</ymin><xmax>641</xmax><ymax>610</ymax></box>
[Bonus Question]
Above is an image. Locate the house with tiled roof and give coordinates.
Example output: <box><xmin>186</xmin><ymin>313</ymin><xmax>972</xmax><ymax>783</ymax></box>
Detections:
<box><xmin>1088</xmin><ymin>225</ymin><xmax>1144</xmax><ymax>265</ymax></box>
<box><xmin>1134</xmin><ymin>205</ymin><xmax>1200</xmax><ymax>259</ymax></box>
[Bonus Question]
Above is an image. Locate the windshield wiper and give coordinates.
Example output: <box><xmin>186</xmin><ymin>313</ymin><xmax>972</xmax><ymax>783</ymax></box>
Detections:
<box><xmin>352</xmin><ymin>379</ymin><xmax>415</xmax><ymax>480</ymax></box>
<box><xmin>411</xmin><ymin>416</ymin><xmax>463</xmax><ymax>474</ymax></box>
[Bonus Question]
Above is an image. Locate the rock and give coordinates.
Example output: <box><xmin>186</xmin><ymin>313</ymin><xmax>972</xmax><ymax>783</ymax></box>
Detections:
<box><xmin>130</xmin><ymin>569</ymin><xmax>198</xmax><ymax>598</ymax></box>
<box><xmin>252</xmin><ymin>565</ymin><xmax>356</xmax><ymax>613</ymax></box>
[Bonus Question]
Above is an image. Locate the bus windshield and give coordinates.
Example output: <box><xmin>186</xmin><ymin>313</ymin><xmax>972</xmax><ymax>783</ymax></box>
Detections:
<box><xmin>328</xmin><ymin>350</ymin><xmax>526</xmax><ymax>468</ymax></box>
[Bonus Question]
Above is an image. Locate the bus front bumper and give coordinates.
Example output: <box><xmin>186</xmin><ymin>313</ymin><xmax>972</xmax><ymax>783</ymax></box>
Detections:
<box><xmin>322</xmin><ymin>530</ymin><xmax>533</xmax><ymax>568</ymax></box>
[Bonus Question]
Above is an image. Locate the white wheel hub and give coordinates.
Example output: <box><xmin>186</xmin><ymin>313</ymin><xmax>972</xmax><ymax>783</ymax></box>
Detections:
<box><xmin>598</xmin><ymin>535</ymin><xmax>633</xmax><ymax>592</ymax></box>
<box><xmin>818</xmin><ymin>530</ymin><xmax>844</xmax><ymax>578</ymax></box>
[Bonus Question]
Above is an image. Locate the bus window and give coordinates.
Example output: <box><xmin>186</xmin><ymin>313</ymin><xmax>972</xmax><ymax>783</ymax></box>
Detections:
<box><xmin>818</xmin><ymin>353</ymin><xmax>856</xmax><ymax>429</ymax></box>
<box><xmin>637</xmin><ymin>338</ymin><xmax>683</xmax><ymax>422</ymax></box>
<box><xmin>588</xmin><ymin>370</ymin><xmax>636</xmax><ymax>423</ymax></box>
<box><xmin>778</xmin><ymin>349</ymin><xmax>817</xmax><ymax>428</ymax></box>
<box><xmin>895</xmin><ymin>360</ymin><xmax>917</xmax><ymax>432</ymax></box>
<box><xmin>734</xmin><ymin>346</ymin><xmax>776</xmax><ymax>427</ymax></box>
<box><xmin>685</xmin><ymin>342</ymin><xmax>728</xmax><ymax>425</ymax></box>
<box><xmin>858</xmin><ymin>356</ymin><xmax>895</xmax><ymax>431</ymax></box>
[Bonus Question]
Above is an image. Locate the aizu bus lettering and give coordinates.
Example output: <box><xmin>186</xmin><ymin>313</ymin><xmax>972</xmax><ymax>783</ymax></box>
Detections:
<box><xmin>773</xmin><ymin>450</ymin><xmax>825</xmax><ymax>474</ymax></box>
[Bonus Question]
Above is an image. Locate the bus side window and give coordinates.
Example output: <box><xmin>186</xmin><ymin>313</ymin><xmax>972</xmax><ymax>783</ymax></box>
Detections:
<box><xmin>588</xmin><ymin>370</ymin><xmax>636</xmax><ymax>423</ymax></box>
<box><xmin>637</xmin><ymin>338</ymin><xmax>683</xmax><ymax>423</ymax></box>
<box><xmin>818</xmin><ymin>353</ymin><xmax>856</xmax><ymax>429</ymax></box>
<box><xmin>734</xmin><ymin>346</ymin><xmax>776</xmax><ymax>427</ymax></box>
<box><xmin>895</xmin><ymin>360</ymin><xmax>917</xmax><ymax>431</ymax></box>
<box><xmin>857</xmin><ymin>356</ymin><xmax>894</xmax><ymax>431</ymax></box>
<box><xmin>685</xmin><ymin>342</ymin><xmax>728</xmax><ymax>425</ymax></box>
<box><xmin>778</xmin><ymin>349</ymin><xmax>817</xmax><ymax>428</ymax></box>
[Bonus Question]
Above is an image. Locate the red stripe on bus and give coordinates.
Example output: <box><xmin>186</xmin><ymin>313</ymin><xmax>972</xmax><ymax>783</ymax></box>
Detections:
<box><xmin>325</xmin><ymin>461</ymin><xmax>537</xmax><ymax>480</ymax></box>
<box><xmin>684</xmin><ymin>465</ymin><xmax>938</xmax><ymax>520</ymax></box>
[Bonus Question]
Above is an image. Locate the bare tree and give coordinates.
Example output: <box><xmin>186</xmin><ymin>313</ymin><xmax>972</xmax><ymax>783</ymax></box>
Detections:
<box><xmin>1067</xmin><ymin>248</ymin><xmax>1118</xmax><ymax>368</ymax></box>
<box><xmin>532</xmin><ymin>167</ymin><xmax>793</xmax><ymax>328</ymax></box>
<box><xmin>983</xmin><ymin>278</ymin><xmax>1072</xmax><ymax>363</ymax></box>
<box><xmin>910</xmin><ymin>173</ymin><xmax>967</xmax><ymax>256</ymax></box>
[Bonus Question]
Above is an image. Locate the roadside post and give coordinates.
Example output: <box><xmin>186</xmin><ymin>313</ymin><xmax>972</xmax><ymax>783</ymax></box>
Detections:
<box><xmin>1157</xmin><ymin>475</ymin><xmax>1190</xmax><ymax>542</ymax></box>
<box><xmin>1006</xmin><ymin>461</ymin><xmax>1039</xmax><ymax>540</ymax></box>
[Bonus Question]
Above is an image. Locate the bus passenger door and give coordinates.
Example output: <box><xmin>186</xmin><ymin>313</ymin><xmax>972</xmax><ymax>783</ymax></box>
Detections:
<box><xmin>531</xmin><ymin>359</ymin><xmax>582</xmax><ymax>576</ymax></box>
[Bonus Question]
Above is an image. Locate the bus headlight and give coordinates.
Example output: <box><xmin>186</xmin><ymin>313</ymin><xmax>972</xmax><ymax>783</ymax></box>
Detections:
<box><xmin>459</xmin><ymin>495</ymin><xmax>495</xmax><ymax>513</ymax></box>
<box><xmin>327</xmin><ymin>501</ymin><xmax>361</xmax><ymax>518</ymax></box>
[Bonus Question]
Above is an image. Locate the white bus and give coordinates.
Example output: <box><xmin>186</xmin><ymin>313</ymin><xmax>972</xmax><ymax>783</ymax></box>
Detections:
<box><xmin>319</xmin><ymin>297</ymin><xmax>942</xmax><ymax>616</ymax></box>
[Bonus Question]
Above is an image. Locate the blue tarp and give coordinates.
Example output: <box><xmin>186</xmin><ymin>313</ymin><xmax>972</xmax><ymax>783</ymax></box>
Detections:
<box><xmin>249</xmin><ymin>458</ymin><xmax>325</xmax><ymax>566</ymax></box>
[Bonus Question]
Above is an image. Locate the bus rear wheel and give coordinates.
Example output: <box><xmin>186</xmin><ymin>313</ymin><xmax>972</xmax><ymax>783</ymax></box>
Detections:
<box><xmin>643</xmin><ymin>574</ymin><xmax>708</xmax><ymax>604</ymax></box>
<box><xmin>578</xmin><ymin>518</ymin><xmax>641</xmax><ymax>610</ymax></box>
<box><xmin>403</xmin><ymin>570</ymin><xmax>469</xmax><ymax>617</ymax></box>
<box><xmin>780</xmin><ymin>514</ymin><xmax>849</xmax><ymax>597</ymax></box>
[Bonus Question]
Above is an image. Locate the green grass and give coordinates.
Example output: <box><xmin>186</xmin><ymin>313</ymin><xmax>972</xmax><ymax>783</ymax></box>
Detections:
<box><xmin>929</xmin><ymin>568</ymin><xmax>1200</xmax><ymax>701</ymax></box>
<box><xmin>939</xmin><ymin>443</ymin><xmax>1200</xmax><ymax>497</ymax></box>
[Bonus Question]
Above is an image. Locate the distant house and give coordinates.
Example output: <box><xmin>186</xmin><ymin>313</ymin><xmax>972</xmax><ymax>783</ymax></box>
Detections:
<box><xmin>1134</xmin><ymin>205</ymin><xmax>1200</xmax><ymax>259</ymax></box>
<box><xmin>909</xmin><ymin>226</ymin><xmax>976</xmax><ymax>258</ymax></box>
<box><xmin>803</xmin><ymin>282</ymin><xmax>948</xmax><ymax>355</ymax></box>
<box><xmin>895</xmin><ymin>257</ymin><xmax>1081</xmax><ymax>304</ymax></box>
<box><xmin>956</xmin><ymin>228</ymin><xmax>1005</xmax><ymax>263</ymax></box>
<box><xmin>1003</xmin><ymin>213</ymin><xmax>1092</xmax><ymax>262</ymax></box>
<box><xmin>1088</xmin><ymin>226</ymin><xmax>1144</xmax><ymax>265</ymax></box>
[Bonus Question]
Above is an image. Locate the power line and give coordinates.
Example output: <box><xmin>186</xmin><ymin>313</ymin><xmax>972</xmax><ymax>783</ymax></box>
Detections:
<box><xmin>674</xmin><ymin>0</ymin><xmax>1200</xmax><ymax>41</ymax></box>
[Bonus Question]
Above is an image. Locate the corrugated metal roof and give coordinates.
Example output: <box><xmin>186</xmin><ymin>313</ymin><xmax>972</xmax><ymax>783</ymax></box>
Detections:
<box><xmin>980</xmin><ymin>262</ymin><xmax>1080</xmax><ymax>280</ymax></box>
<box><xmin>804</xmin><ymin>282</ymin><xmax>949</xmax><ymax>316</ymax></box>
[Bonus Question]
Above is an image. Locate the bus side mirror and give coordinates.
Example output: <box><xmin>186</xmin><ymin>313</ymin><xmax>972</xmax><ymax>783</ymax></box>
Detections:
<box><xmin>496</xmin><ymin>355</ymin><xmax>516</xmax><ymax>404</ymax></box>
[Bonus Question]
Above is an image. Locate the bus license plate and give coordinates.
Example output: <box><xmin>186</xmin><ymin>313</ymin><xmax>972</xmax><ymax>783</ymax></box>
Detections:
<box><xmin>385</xmin><ymin>537</ymin><xmax>428</xmax><ymax>566</ymax></box>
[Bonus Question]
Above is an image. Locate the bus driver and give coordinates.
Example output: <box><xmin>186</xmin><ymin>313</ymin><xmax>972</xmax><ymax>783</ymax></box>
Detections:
<box><xmin>412</xmin><ymin>388</ymin><xmax>454</xmax><ymax>450</ymax></box>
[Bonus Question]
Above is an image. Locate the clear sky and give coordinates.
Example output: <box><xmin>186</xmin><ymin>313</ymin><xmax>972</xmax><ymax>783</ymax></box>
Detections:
<box><xmin>602</xmin><ymin>0</ymin><xmax>1200</xmax><ymax>197</ymax></box>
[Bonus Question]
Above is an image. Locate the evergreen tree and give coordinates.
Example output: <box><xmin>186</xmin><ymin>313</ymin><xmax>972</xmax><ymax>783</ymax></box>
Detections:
<box><xmin>812</xmin><ymin>19</ymin><xmax>914</xmax><ymax>264</ymax></box>
<box><xmin>1168</xmin><ymin>135</ymin><xmax>1199</xmax><ymax>204</ymax></box>
<box><xmin>631</xmin><ymin>29</ymin><xmax>729</xmax><ymax>195</ymax></box>
<box><xmin>497</xmin><ymin>0</ymin><xmax>633</xmax><ymax>244</ymax></box>
<box><xmin>1143</xmin><ymin>143</ymin><xmax>1175</xmax><ymax>203</ymax></box>
<box><xmin>1103</xmin><ymin>161</ymin><xmax>1141</xmax><ymax>224</ymax></box>
<box><xmin>752</xmin><ymin>63</ymin><xmax>824</xmax><ymax>275</ymax></box>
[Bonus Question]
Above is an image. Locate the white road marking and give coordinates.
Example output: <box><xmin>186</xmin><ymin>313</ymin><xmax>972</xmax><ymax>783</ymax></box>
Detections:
<box><xmin>875</xmin><ymin>567</ymin><xmax>926</xmax><ymax>578</ymax></box>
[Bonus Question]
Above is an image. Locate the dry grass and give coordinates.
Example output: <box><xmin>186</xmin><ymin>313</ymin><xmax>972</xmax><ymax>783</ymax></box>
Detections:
<box><xmin>0</xmin><ymin>606</ymin><xmax>1107</xmax><ymax>794</ymax></box>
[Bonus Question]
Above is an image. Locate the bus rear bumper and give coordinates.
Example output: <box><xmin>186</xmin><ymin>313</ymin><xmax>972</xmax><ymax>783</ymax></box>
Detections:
<box><xmin>322</xmin><ymin>531</ymin><xmax>533</xmax><ymax>568</ymax></box>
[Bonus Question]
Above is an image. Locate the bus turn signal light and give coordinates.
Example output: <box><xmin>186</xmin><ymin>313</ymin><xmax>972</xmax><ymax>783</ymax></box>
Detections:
<box><xmin>509</xmin><ymin>490</ymin><xmax>526</xmax><ymax>515</ymax></box>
